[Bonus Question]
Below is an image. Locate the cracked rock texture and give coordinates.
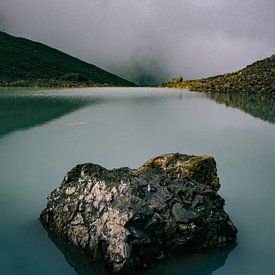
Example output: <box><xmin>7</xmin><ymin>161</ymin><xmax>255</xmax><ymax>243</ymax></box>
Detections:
<box><xmin>40</xmin><ymin>153</ymin><xmax>237</xmax><ymax>273</ymax></box>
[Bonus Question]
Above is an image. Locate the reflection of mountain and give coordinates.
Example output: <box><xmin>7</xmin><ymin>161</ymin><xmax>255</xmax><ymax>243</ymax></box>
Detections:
<box><xmin>207</xmin><ymin>93</ymin><xmax>275</xmax><ymax>124</ymax></box>
<box><xmin>0</xmin><ymin>95</ymin><xmax>99</xmax><ymax>137</ymax></box>
<box><xmin>45</xmin><ymin>229</ymin><xmax>235</xmax><ymax>275</ymax></box>
<box><xmin>0</xmin><ymin>88</ymin><xmax>181</xmax><ymax>138</ymax></box>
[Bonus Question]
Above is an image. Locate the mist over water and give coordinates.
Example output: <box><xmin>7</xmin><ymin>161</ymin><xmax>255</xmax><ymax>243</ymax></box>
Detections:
<box><xmin>0</xmin><ymin>0</ymin><xmax>274</xmax><ymax>84</ymax></box>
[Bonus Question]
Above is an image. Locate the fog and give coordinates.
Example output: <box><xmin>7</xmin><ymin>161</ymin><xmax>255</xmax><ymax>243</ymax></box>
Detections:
<box><xmin>0</xmin><ymin>0</ymin><xmax>274</xmax><ymax>84</ymax></box>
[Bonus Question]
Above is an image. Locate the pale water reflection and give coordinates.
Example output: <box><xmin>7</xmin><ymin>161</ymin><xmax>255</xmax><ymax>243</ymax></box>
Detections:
<box><xmin>207</xmin><ymin>92</ymin><xmax>275</xmax><ymax>124</ymax></box>
<box><xmin>0</xmin><ymin>88</ymin><xmax>274</xmax><ymax>275</ymax></box>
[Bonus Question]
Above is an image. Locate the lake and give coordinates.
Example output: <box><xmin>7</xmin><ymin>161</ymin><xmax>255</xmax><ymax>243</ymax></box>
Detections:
<box><xmin>0</xmin><ymin>87</ymin><xmax>274</xmax><ymax>275</ymax></box>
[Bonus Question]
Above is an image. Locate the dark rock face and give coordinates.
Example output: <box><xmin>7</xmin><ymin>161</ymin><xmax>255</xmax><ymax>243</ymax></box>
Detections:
<box><xmin>40</xmin><ymin>153</ymin><xmax>237</xmax><ymax>273</ymax></box>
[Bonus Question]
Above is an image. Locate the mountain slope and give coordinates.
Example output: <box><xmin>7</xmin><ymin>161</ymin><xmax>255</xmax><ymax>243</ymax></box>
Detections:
<box><xmin>0</xmin><ymin>31</ymin><xmax>135</xmax><ymax>87</ymax></box>
<box><xmin>163</xmin><ymin>55</ymin><xmax>275</xmax><ymax>96</ymax></box>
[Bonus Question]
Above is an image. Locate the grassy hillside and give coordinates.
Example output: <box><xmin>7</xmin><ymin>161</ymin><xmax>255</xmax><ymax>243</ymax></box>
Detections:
<box><xmin>163</xmin><ymin>55</ymin><xmax>275</xmax><ymax>96</ymax></box>
<box><xmin>0</xmin><ymin>31</ymin><xmax>135</xmax><ymax>87</ymax></box>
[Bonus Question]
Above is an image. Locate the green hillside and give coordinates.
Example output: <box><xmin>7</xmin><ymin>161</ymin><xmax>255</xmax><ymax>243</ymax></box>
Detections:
<box><xmin>0</xmin><ymin>31</ymin><xmax>135</xmax><ymax>87</ymax></box>
<box><xmin>163</xmin><ymin>55</ymin><xmax>275</xmax><ymax>96</ymax></box>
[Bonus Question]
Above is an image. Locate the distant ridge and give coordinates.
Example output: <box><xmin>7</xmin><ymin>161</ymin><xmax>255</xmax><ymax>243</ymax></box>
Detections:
<box><xmin>163</xmin><ymin>55</ymin><xmax>275</xmax><ymax>96</ymax></box>
<box><xmin>0</xmin><ymin>31</ymin><xmax>135</xmax><ymax>87</ymax></box>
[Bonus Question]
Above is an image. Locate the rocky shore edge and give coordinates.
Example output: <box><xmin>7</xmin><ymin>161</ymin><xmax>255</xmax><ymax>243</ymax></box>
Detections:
<box><xmin>162</xmin><ymin>55</ymin><xmax>275</xmax><ymax>96</ymax></box>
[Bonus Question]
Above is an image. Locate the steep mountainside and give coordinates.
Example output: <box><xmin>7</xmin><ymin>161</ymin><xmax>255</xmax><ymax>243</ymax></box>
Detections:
<box><xmin>0</xmin><ymin>31</ymin><xmax>135</xmax><ymax>87</ymax></box>
<box><xmin>163</xmin><ymin>55</ymin><xmax>275</xmax><ymax>96</ymax></box>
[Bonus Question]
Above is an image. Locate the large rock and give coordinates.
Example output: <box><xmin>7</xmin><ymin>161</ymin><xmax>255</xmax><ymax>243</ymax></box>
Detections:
<box><xmin>40</xmin><ymin>153</ymin><xmax>237</xmax><ymax>273</ymax></box>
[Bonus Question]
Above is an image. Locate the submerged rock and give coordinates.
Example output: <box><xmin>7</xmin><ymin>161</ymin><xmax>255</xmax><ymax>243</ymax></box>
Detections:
<box><xmin>40</xmin><ymin>153</ymin><xmax>237</xmax><ymax>274</ymax></box>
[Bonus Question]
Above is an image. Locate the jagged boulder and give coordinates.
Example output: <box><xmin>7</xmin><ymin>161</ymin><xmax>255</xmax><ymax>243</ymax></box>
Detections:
<box><xmin>40</xmin><ymin>153</ymin><xmax>237</xmax><ymax>273</ymax></box>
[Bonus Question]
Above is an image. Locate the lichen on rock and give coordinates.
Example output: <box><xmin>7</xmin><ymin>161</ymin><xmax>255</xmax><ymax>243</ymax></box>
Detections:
<box><xmin>40</xmin><ymin>153</ymin><xmax>237</xmax><ymax>273</ymax></box>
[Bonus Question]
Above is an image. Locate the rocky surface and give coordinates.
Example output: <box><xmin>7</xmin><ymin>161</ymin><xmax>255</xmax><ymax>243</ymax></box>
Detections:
<box><xmin>162</xmin><ymin>55</ymin><xmax>275</xmax><ymax>96</ymax></box>
<box><xmin>40</xmin><ymin>153</ymin><xmax>237</xmax><ymax>274</ymax></box>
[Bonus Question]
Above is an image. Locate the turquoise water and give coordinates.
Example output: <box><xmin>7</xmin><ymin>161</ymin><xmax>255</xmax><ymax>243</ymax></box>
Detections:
<box><xmin>0</xmin><ymin>88</ymin><xmax>274</xmax><ymax>275</ymax></box>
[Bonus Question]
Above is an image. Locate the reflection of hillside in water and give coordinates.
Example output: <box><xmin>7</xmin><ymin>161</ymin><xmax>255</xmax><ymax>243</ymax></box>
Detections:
<box><xmin>0</xmin><ymin>95</ymin><xmax>99</xmax><ymax>138</ymax></box>
<box><xmin>207</xmin><ymin>93</ymin><xmax>275</xmax><ymax>124</ymax></box>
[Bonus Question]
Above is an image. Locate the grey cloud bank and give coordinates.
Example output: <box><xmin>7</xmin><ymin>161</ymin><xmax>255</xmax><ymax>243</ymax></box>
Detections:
<box><xmin>0</xmin><ymin>0</ymin><xmax>274</xmax><ymax>84</ymax></box>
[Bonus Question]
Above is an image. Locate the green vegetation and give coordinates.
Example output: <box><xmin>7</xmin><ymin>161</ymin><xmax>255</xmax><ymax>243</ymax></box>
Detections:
<box><xmin>0</xmin><ymin>31</ymin><xmax>135</xmax><ymax>87</ymax></box>
<box><xmin>163</xmin><ymin>55</ymin><xmax>275</xmax><ymax>96</ymax></box>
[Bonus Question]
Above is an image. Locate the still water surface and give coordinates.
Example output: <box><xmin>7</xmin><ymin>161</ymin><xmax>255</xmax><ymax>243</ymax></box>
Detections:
<box><xmin>0</xmin><ymin>88</ymin><xmax>274</xmax><ymax>275</ymax></box>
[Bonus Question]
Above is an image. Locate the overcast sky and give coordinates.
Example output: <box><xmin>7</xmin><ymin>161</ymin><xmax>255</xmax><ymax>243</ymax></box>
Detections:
<box><xmin>0</xmin><ymin>0</ymin><xmax>274</xmax><ymax>84</ymax></box>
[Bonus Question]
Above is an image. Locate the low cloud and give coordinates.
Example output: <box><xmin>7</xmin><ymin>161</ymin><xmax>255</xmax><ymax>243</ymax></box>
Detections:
<box><xmin>0</xmin><ymin>0</ymin><xmax>274</xmax><ymax>84</ymax></box>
